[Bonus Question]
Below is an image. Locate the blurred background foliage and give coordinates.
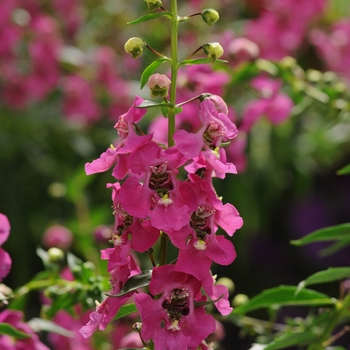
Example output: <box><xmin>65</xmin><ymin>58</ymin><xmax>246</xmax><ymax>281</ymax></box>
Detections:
<box><xmin>1</xmin><ymin>0</ymin><xmax>350</xmax><ymax>348</ymax></box>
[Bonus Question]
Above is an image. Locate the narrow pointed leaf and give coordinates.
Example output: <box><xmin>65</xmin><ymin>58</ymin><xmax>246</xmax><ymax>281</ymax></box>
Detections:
<box><xmin>230</xmin><ymin>285</ymin><xmax>334</xmax><ymax>316</ymax></box>
<box><xmin>135</xmin><ymin>100</ymin><xmax>172</xmax><ymax>109</ymax></box>
<box><xmin>291</xmin><ymin>223</ymin><xmax>350</xmax><ymax>246</ymax></box>
<box><xmin>127</xmin><ymin>12</ymin><xmax>173</xmax><ymax>25</ymax></box>
<box><xmin>179</xmin><ymin>58</ymin><xmax>228</xmax><ymax>66</ymax></box>
<box><xmin>296</xmin><ymin>267</ymin><xmax>350</xmax><ymax>294</ymax></box>
<box><xmin>140</xmin><ymin>58</ymin><xmax>169</xmax><ymax>89</ymax></box>
<box><xmin>113</xmin><ymin>303</ymin><xmax>138</xmax><ymax>321</ymax></box>
<box><xmin>27</xmin><ymin>318</ymin><xmax>74</xmax><ymax>337</ymax></box>
<box><xmin>263</xmin><ymin>332</ymin><xmax>317</xmax><ymax>350</ymax></box>
<box><xmin>319</xmin><ymin>238</ymin><xmax>350</xmax><ymax>256</ymax></box>
<box><xmin>0</xmin><ymin>323</ymin><xmax>31</xmax><ymax>339</ymax></box>
<box><xmin>337</xmin><ymin>163</ymin><xmax>350</xmax><ymax>175</ymax></box>
<box><xmin>106</xmin><ymin>270</ymin><xmax>152</xmax><ymax>297</ymax></box>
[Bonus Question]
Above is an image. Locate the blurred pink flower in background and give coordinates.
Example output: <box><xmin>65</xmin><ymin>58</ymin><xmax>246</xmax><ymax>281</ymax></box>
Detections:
<box><xmin>240</xmin><ymin>76</ymin><xmax>294</xmax><ymax>132</ymax></box>
<box><xmin>310</xmin><ymin>19</ymin><xmax>350</xmax><ymax>81</ymax></box>
<box><xmin>42</xmin><ymin>224</ymin><xmax>73</xmax><ymax>251</ymax></box>
<box><xmin>245</xmin><ymin>0</ymin><xmax>326</xmax><ymax>59</ymax></box>
<box><xmin>0</xmin><ymin>309</ymin><xmax>49</xmax><ymax>350</ymax></box>
<box><xmin>61</xmin><ymin>75</ymin><xmax>101</xmax><ymax>124</ymax></box>
<box><xmin>0</xmin><ymin>213</ymin><xmax>11</xmax><ymax>282</ymax></box>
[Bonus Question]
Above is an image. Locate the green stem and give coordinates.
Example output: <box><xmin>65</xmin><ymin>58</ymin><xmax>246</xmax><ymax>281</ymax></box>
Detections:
<box><xmin>159</xmin><ymin>0</ymin><xmax>178</xmax><ymax>267</ymax></box>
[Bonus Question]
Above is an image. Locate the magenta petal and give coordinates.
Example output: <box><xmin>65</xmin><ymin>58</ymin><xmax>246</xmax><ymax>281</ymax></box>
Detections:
<box><xmin>215</xmin><ymin>203</ymin><xmax>243</xmax><ymax>236</ymax></box>
<box><xmin>135</xmin><ymin>293</ymin><xmax>164</xmax><ymax>341</ymax></box>
<box><xmin>151</xmin><ymin>203</ymin><xmax>189</xmax><ymax>232</ymax></box>
<box><xmin>79</xmin><ymin>310</ymin><xmax>103</xmax><ymax>338</ymax></box>
<box><xmin>119</xmin><ymin>177</ymin><xmax>151</xmax><ymax>218</ymax></box>
<box><xmin>240</xmin><ymin>99</ymin><xmax>268</xmax><ymax>132</ymax></box>
<box><xmin>183</xmin><ymin>307</ymin><xmax>216</xmax><ymax>347</ymax></box>
<box><xmin>173</xmin><ymin>129</ymin><xmax>205</xmax><ymax>158</ymax></box>
<box><xmin>154</xmin><ymin>327</ymin><xmax>191</xmax><ymax>350</ymax></box>
<box><xmin>175</xmin><ymin>246</ymin><xmax>212</xmax><ymax>281</ymax></box>
<box><xmin>206</xmin><ymin>235</ymin><xmax>236</xmax><ymax>266</ymax></box>
<box><xmin>0</xmin><ymin>213</ymin><xmax>10</xmax><ymax>245</ymax></box>
<box><xmin>85</xmin><ymin>148</ymin><xmax>118</xmax><ymax>175</ymax></box>
<box><xmin>266</xmin><ymin>94</ymin><xmax>293</xmax><ymax>124</ymax></box>
<box><xmin>0</xmin><ymin>248</ymin><xmax>11</xmax><ymax>281</ymax></box>
<box><xmin>130</xmin><ymin>219</ymin><xmax>160</xmax><ymax>252</ymax></box>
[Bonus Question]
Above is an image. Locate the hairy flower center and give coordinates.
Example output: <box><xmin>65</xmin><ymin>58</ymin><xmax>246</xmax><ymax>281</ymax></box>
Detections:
<box><xmin>162</xmin><ymin>288</ymin><xmax>190</xmax><ymax>324</ymax></box>
<box><xmin>149</xmin><ymin>163</ymin><xmax>174</xmax><ymax>197</ymax></box>
<box><xmin>114</xmin><ymin>213</ymin><xmax>133</xmax><ymax>237</ymax></box>
<box><xmin>190</xmin><ymin>206</ymin><xmax>214</xmax><ymax>240</ymax></box>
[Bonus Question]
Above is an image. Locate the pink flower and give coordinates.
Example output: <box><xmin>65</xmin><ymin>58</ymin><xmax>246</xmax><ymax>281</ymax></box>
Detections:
<box><xmin>135</xmin><ymin>265</ymin><xmax>216</xmax><ymax>350</ymax></box>
<box><xmin>0</xmin><ymin>309</ymin><xmax>50</xmax><ymax>350</ymax></box>
<box><xmin>85</xmin><ymin>97</ymin><xmax>152</xmax><ymax>179</ymax></box>
<box><xmin>49</xmin><ymin>310</ymin><xmax>93</xmax><ymax>350</ymax></box>
<box><xmin>42</xmin><ymin>224</ymin><xmax>73</xmax><ymax>251</ymax></box>
<box><xmin>174</xmin><ymin>98</ymin><xmax>238</xmax><ymax>159</ymax></box>
<box><xmin>168</xmin><ymin>177</ymin><xmax>242</xmax><ymax>280</ymax></box>
<box><xmin>80</xmin><ymin>255</ymin><xmax>140</xmax><ymax>338</ymax></box>
<box><xmin>61</xmin><ymin>75</ymin><xmax>101</xmax><ymax>124</ymax></box>
<box><xmin>310</xmin><ymin>20</ymin><xmax>350</xmax><ymax>81</ymax></box>
<box><xmin>118</xmin><ymin>141</ymin><xmax>195</xmax><ymax>231</ymax></box>
<box><xmin>0</xmin><ymin>213</ymin><xmax>11</xmax><ymax>281</ymax></box>
<box><xmin>240</xmin><ymin>76</ymin><xmax>293</xmax><ymax>132</ymax></box>
<box><xmin>101</xmin><ymin>182</ymin><xmax>159</xmax><ymax>271</ymax></box>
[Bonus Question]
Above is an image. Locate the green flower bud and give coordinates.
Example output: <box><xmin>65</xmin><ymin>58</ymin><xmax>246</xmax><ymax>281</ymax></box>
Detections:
<box><xmin>47</xmin><ymin>247</ymin><xmax>65</xmax><ymax>264</ymax></box>
<box><xmin>232</xmin><ymin>293</ymin><xmax>249</xmax><ymax>307</ymax></box>
<box><xmin>201</xmin><ymin>8</ymin><xmax>220</xmax><ymax>26</ymax></box>
<box><xmin>203</xmin><ymin>42</ymin><xmax>224</xmax><ymax>62</ymax></box>
<box><xmin>124</xmin><ymin>37</ymin><xmax>146</xmax><ymax>59</ymax></box>
<box><xmin>144</xmin><ymin>0</ymin><xmax>163</xmax><ymax>11</ymax></box>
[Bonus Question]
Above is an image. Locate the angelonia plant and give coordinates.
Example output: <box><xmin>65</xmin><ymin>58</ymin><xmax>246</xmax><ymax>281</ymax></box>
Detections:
<box><xmin>80</xmin><ymin>0</ymin><xmax>243</xmax><ymax>349</ymax></box>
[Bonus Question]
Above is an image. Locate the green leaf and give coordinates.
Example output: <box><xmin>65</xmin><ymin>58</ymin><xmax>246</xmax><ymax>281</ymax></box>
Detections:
<box><xmin>107</xmin><ymin>270</ymin><xmax>152</xmax><ymax>297</ymax></box>
<box><xmin>291</xmin><ymin>223</ymin><xmax>350</xmax><ymax>246</ymax></box>
<box><xmin>179</xmin><ymin>58</ymin><xmax>228</xmax><ymax>66</ymax></box>
<box><xmin>140</xmin><ymin>58</ymin><xmax>169</xmax><ymax>89</ymax></box>
<box><xmin>319</xmin><ymin>238</ymin><xmax>350</xmax><ymax>257</ymax></box>
<box><xmin>127</xmin><ymin>11</ymin><xmax>173</xmax><ymax>25</ymax></box>
<box><xmin>337</xmin><ymin>163</ymin><xmax>350</xmax><ymax>175</ymax></box>
<box><xmin>263</xmin><ymin>332</ymin><xmax>317</xmax><ymax>350</ymax></box>
<box><xmin>0</xmin><ymin>322</ymin><xmax>31</xmax><ymax>339</ymax></box>
<box><xmin>296</xmin><ymin>267</ymin><xmax>350</xmax><ymax>294</ymax></box>
<box><xmin>230</xmin><ymin>286</ymin><xmax>335</xmax><ymax>316</ymax></box>
<box><xmin>135</xmin><ymin>100</ymin><xmax>172</xmax><ymax>109</ymax></box>
<box><xmin>113</xmin><ymin>303</ymin><xmax>138</xmax><ymax>321</ymax></box>
<box><xmin>27</xmin><ymin>318</ymin><xmax>74</xmax><ymax>337</ymax></box>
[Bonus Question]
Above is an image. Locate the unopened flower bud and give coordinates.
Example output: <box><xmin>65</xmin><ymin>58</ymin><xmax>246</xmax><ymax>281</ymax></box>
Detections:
<box><xmin>47</xmin><ymin>247</ymin><xmax>65</xmax><ymax>264</ymax></box>
<box><xmin>228</xmin><ymin>37</ymin><xmax>259</xmax><ymax>63</ymax></box>
<box><xmin>232</xmin><ymin>293</ymin><xmax>249</xmax><ymax>306</ymax></box>
<box><xmin>203</xmin><ymin>42</ymin><xmax>224</xmax><ymax>62</ymax></box>
<box><xmin>147</xmin><ymin>73</ymin><xmax>171</xmax><ymax>98</ymax></box>
<box><xmin>144</xmin><ymin>0</ymin><xmax>163</xmax><ymax>11</ymax></box>
<box><xmin>124</xmin><ymin>37</ymin><xmax>146</xmax><ymax>58</ymax></box>
<box><xmin>207</xmin><ymin>95</ymin><xmax>229</xmax><ymax>115</ymax></box>
<box><xmin>133</xmin><ymin>322</ymin><xmax>142</xmax><ymax>332</ymax></box>
<box><xmin>42</xmin><ymin>224</ymin><xmax>73</xmax><ymax>251</ymax></box>
<box><xmin>201</xmin><ymin>8</ymin><xmax>220</xmax><ymax>26</ymax></box>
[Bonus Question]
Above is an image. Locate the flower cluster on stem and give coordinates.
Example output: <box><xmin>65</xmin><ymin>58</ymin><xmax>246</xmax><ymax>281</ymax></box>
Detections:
<box><xmin>80</xmin><ymin>1</ymin><xmax>243</xmax><ymax>348</ymax></box>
